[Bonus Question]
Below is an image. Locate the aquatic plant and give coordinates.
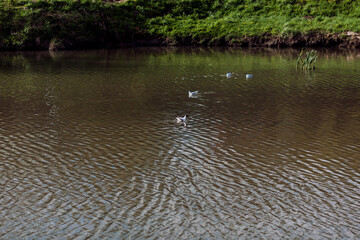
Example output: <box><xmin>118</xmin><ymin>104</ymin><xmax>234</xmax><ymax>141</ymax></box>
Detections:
<box><xmin>296</xmin><ymin>49</ymin><xmax>318</xmax><ymax>70</ymax></box>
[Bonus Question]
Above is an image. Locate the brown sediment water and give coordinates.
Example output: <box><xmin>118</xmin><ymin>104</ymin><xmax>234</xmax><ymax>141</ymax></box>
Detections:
<box><xmin>0</xmin><ymin>47</ymin><xmax>360</xmax><ymax>239</ymax></box>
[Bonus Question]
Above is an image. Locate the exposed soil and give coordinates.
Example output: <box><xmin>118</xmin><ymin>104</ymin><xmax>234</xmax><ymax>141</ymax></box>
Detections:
<box><xmin>9</xmin><ymin>32</ymin><xmax>360</xmax><ymax>51</ymax></box>
<box><xmin>147</xmin><ymin>32</ymin><xmax>360</xmax><ymax>49</ymax></box>
<box><xmin>232</xmin><ymin>32</ymin><xmax>360</xmax><ymax>48</ymax></box>
<box><xmin>120</xmin><ymin>32</ymin><xmax>360</xmax><ymax>50</ymax></box>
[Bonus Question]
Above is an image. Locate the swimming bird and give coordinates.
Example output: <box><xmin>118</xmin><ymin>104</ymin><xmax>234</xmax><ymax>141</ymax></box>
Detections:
<box><xmin>246</xmin><ymin>74</ymin><xmax>253</xmax><ymax>79</ymax></box>
<box><xmin>188</xmin><ymin>90</ymin><xmax>199</xmax><ymax>97</ymax></box>
<box><xmin>176</xmin><ymin>115</ymin><xmax>187</xmax><ymax>123</ymax></box>
<box><xmin>226</xmin><ymin>73</ymin><xmax>232</xmax><ymax>78</ymax></box>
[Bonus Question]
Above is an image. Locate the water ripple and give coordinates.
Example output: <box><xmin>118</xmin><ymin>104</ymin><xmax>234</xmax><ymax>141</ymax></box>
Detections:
<box><xmin>1</xmin><ymin>48</ymin><xmax>360</xmax><ymax>239</ymax></box>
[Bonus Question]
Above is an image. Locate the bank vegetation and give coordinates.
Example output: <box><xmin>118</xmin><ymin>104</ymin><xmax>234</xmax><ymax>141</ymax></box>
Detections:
<box><xmin>1</xmin><ymin>0</ymin><xmax>360</xmax><ymax>50</ymax></box>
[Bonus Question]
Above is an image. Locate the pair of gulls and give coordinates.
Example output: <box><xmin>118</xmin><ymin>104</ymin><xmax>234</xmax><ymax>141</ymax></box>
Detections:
<box><xmin>175</xmin><ymin>90</ymin><xmax>198</xmax><ymax>126</ymax></box>
<box><xmin>176</xmin><ymin>73</ymin><xmax>253</xmax><ymax>126</ymax></box>
<box><xmin>227</xmin><ymin>73</ymin><xmax>253</xmax><ymax>79</ymax></box>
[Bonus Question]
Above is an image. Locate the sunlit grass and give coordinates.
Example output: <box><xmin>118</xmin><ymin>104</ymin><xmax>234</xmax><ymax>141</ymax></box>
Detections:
<box><xmin>2</xmin><ymin>0</ymin><xmax>360</xmax><ymax>49</ymax></box>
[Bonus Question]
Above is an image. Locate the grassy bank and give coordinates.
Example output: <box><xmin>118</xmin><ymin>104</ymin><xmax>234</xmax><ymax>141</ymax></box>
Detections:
<box><xmin>0</xmin><ymin>0</ymin><xmax>144</xmax><ymax>50</ymax></box>
<box><xmin>2</xmin><ymin>0</ymin><xmax>360</xmax><ymax>50</ymax></box>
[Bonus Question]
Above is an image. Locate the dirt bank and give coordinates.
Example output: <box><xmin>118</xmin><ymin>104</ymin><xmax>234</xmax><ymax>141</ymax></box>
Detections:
<box><xmin>6</xmin><ymin>32</ymin><xmax>360</xmax><ymax>51</ymax></box>
<box><xmin>133</xmin><ymin>32</ymin><xmax>360</xmax><ymax>49</ymax></box>
<box><xmin>233</xmin><ymin>32</ymin><xmax>360</xmax><ymax>48</ymax></box>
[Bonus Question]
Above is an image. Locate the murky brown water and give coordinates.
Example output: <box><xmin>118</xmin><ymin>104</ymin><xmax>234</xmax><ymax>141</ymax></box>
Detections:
<box><xmin>1</xmin><ymin>48</ymin><xmax>360</xmax><ymax>239</ymax></box>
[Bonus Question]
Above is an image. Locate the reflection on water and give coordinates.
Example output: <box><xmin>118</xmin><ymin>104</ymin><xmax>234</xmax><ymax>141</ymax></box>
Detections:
<box><xmin>1</xmin><ymin>48</ymin><xmax>360</xmax><ymax>239</ymax></box>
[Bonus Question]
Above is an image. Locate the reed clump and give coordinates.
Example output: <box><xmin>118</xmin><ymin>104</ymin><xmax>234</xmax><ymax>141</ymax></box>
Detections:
<box><xmin>296</xmin><ymin>49</ymin><xmax>318</xmax><ymax>70</ymax></box>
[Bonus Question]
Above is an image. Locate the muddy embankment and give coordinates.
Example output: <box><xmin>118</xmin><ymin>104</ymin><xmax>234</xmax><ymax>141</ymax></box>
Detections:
<box><xmin>235</xmin><ymin>32</ymin><xmax>360</xmax><ymax>48</ymax></box>
<box><xmin>51</xmin><ymin>32</ymin><xmax>360</xmax><ymax>51</ymax></box>
<box><xmin>6</xmin><ymin>31</ymin><xmax>360</xmax><ymax>52</ymax></box>
<box><xmin>136</xmin><ymin>32</ymin><xmax>360</xmax><ymax>50</ymax></box>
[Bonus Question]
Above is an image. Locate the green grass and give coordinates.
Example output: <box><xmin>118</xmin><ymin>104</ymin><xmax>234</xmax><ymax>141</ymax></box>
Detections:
<box><xmin>0</xmin><ymin>0</ymin><xmax>144</xmax><ymax>50</ymax></box>
<box><xmin>2</xmin><ymin>0</ymin><xmax>360</xmax><ymax>49</ymax></box>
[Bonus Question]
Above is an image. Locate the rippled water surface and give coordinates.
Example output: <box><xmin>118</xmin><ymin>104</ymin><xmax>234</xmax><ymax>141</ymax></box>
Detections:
<box><xmin>1</xmin><ymin>48</ymin><xmax>360</xmax><ymax>239</ymax></box>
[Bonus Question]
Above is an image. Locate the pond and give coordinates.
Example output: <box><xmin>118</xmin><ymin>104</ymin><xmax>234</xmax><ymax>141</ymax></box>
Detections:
<box><xmin>0</xmin><ymin>47</ymin><xmax>360</xmax><ymax>239</ymax></box>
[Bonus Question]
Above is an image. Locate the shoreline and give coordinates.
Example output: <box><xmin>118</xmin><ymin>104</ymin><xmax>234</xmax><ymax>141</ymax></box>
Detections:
<box><xmin>2</xmin><ymin>32</ymin><xmax>360</xmax><ymax>52</ymax></box>
<box><xmin>47</xmin><ymin>32</ymin><xmax>360</xmax><ymax>51</ymax></box>
<box><xmin>149</xmin><ymin>32</ymin><xmax>360</xmax><ymax>49</ymax></box>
